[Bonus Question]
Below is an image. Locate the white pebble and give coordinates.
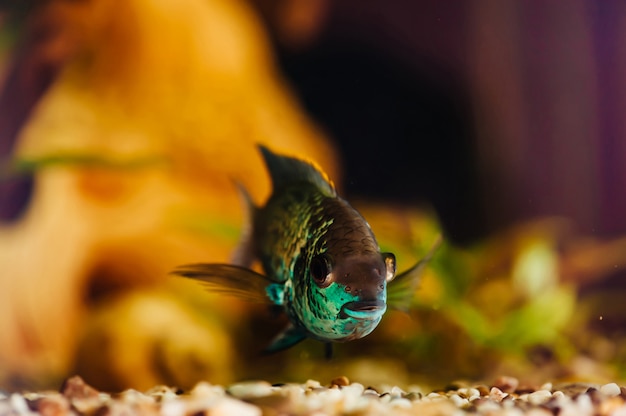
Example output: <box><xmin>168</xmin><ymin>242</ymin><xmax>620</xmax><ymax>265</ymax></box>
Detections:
<box><xmin>119</xmin><ymin>389</ymin><xmax>154</xmax><ymax>404</ymax></box>
<box><xmin>378</xmin><ymin>394</ymin><xmax>392</xmax><ymax>404</ymax></box>
<box><xmin>574</xmin><ymin>393</ymin><xmax>594</xmax><ymax>414</ymax></box>
<box><xmin>389</xmin><ymin>397</ymin><xmax>412</xmax><ymax>409</ymax></box>
<box><xmin>227</xmin><ymin>381</ymin><xmax>273</xmax><ymax>399</ymax></box>
<box><xmin>456</xmin><ymin>388</ymin><xmax>469</xmax><ymax>398</ymax></box>
<box><xmin>342</xmin><ymin>383</ymin><xmax>364</xmax><ymax>397</ymax></box>
<box><xmin>550</xmin><ymin>390</ymin><xmax>571</xmax><ymax>407</ymax></box>
<box><xmin>600</xmin><ymin>382</ymin><xmax>621</xmax><ymax>397</ymax></box>
<box><xmin>9</xmin><ymin>394</ymin><xmax>30</xmax><ymax>414</ymax></box>
<box><xmin>527</xmin><ymin>389</ymin><xmax>552</xmax><ymax>405</ymax></box>
<box><xmin>304</xmin><ymin>379</ymin><xmax>322</xmax><ymax>389</ymax></box>
<box><xmin>467</xmin><ymin>388</ymin><xmax>480</xmax><ymax>401</ymax></box>
<box><xmin>191</xmin><ymin>381</ymin><xmax>225</xmax><ymax>398</ymax></box>
<box><xmin>160</xmin><ymin>400</ymin><xmax>186</xmax><ymax>416</ymax></box>
<box><xmin>389</xmin><ymin>386</ymin><xmax>405</xmax><ymax>397</ymax></box>
<box><xmin>475</xmin><ymin>400</ymin><xmax>502</xmax><ymax>412</ymax></box>
<box><xmin>316</xmin><ymin>387</ymin><xmax>343</xmax><ymax>403</ymax></box>
<box><xmin>489</xmin><ymin>387</ymin><xmax>508</xmax><ymax>402</ymax></box>
<box><xmin>146</xmin><ymin>386</ymin><xmax>180</xmax><ymax>402</ymax></box>
<box><xmin>540</xmin><ymin>382</ymin><xmax>553</xmax><ymax>391</ymax></box>
<box><xmin>449</xmin><ymin>394</ymin><xmax>469</xmax><ymax>408</ymax></box>
<box><xmin>211</xmin><ymin>397</ymin><xmax>261</xmax><ymax>416</ymax></box>
<box><xmin>363</xmin><ymin>388</ymin><xmax>379</xmax><ymax>397</ymax></box>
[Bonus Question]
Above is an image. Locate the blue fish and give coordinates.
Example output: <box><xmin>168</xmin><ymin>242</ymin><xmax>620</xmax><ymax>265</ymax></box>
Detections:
<box><xmin>173</xmin><ymin>145</ymin><xmax>439</xmax><ymax>355</ymax></box>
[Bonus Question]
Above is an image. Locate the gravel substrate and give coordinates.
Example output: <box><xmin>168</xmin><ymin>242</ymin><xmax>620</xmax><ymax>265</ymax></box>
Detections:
<box><xmin>3</xmin><ymin>375</ymin><xmax>626</xmax><ymax>416</ymax></box>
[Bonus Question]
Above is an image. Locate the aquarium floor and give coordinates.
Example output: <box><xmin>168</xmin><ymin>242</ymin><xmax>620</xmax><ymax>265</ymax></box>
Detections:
<box><xmin>3</xmin><ymin>375</ymin><xmax>626</xmax><ymax>415</ymax></box>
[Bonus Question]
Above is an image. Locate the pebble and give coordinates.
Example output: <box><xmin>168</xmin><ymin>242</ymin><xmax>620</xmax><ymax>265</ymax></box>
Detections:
<box><xmin>227</xmin><ymin>381</ymin><xmax>274</xmax><ymax>399</ymax></box>
<box><xmin>210</xmin><ymin>397</ymin><xmax>261</xmax><ymax>416</ymax></box>
<box><xmin>330</xmin><ymin>376</ymin><xmax>350</xmax><ymax>387</ymax></box>
<box><xmin>10</xmin><ymin>394</ymin><xmax>30</xmax><ymax>414</ymax></box>
<box><xmin>449</xmin><ymin>393</ymin><xmax>470</xmax><ymax>408</ymax></box>
<box><xmin>527</xmin><ymin>389</ymin><xmax>552</xmax><ymax>405</ymax></box>
<box><xmin>494</xmin><ymin>376</ymin><xmax>520</xmax><ymax>393</ymax></box>
<box><xmin>489</xmin><ymin>387</ymin><xmax>508</xmax><ymax>402</ymax></box>
<box><xmin>601</xmin><ymin>382</ymin><xmax>621</xmax><ymax>397</ymax></box>
<box><xmin>3</xmin><ymin>375</ymin><xmax>626</xmax><ymax>416</ymax></box>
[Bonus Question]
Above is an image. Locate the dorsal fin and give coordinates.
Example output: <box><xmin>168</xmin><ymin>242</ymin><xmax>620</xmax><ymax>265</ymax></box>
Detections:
<box><xmin>258</xmin><ymin>144</ymin><xmax>336</xmax><ymax>197</ymax></box>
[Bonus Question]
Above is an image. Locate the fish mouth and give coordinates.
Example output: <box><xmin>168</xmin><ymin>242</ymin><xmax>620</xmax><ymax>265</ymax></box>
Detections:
<box><xmin>340</xmin><ymin>300</ymin><xmax>387</xmax><ymax>320</ymax></box>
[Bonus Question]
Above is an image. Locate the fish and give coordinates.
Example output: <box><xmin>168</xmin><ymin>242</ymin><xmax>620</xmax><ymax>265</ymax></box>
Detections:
<box><xmin>172</xmin><ymin>144</ymin><xmax>440</xmax><ymax>355</ymax></box>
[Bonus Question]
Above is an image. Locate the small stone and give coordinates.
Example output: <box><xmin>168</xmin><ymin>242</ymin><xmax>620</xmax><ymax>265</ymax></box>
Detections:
<box><xmin>304</xmin><ymin>380</ymin><xmax>321</xmax><ymax>389</ymax></box>
<box><xmin>378</xmin><ymin>393</ymin><xmax>392</xmax><ymax>403</ymax></box>
<box><xmin>389</xmin><ymin>397</ymin><xmax>412</xmax><ymax>409</ymax></box>
<box><xmin>527</xmin><ymin>389</ymin><xmax>552</xmax><ymax>405</ymax></box>
<box><xmin>585</xmin><ymin>387</ymin><xmax>602</xmax><ymax>404</ymax></box>
<box><xmin>403</xmin><ymin>392</ymin><xmax>422</xmax><ymax>401</ymax></box>
<box><xmin>449</xmin><ymin>393</ymin><xmax>470</xmax><ymax>408</ymax></box>
<box><xmin>10</xmin><ymin>394</ymin><xmax>30</xmax><ymax>414</ymax></box>
<box><xmin>145</xmin><ymin>385</ymin><xmax>180</xmax><ymax>401</ymax></box>
<box><xmin>227</xmin><ymin>381</ymin><xmax>273</xmax><ymax>399</ymax></box>
<box><xmin>540</xmin><ymin>382</ymin><xmax>553</xmax><ymax>392</ymax></box>
<box><xmin>31</xmin><ymin>395</ymin><xmax>70</xmax><ymax>416</ymax></box>
<box><xmin>389</xmin><ymin>386</ymin><xmax>405</xmax><ymax>397</ymax></box>
<box><xmin>191</xmin><ymin>382</ymin><xmax>225</xmax><ymax>399</ymax></box>
<box><xmin>160</xmin><ymin>400</ymin><xmax>186</xmax><ymax>416</ymax></box>
<box><xmin>341</xmin><ymin>383</ymin><xmax>364</xmax><ymax>398</ymax></box>
<box><xmin>600</xmin><ymin>383</ymin><xmax>621</xmax><ymax>397</ymax></box>
<box><xmin>574</xmin><ymin>393</ymin><xmax>594</xmax><ymax>414</ymax></box>
<box><xmin>330</xmin><ymin>376</ymin><xmax>350</xmax><ymax>387</ymax></box>
<box><xmin>476</xmin><ymin>385</ymin><xmax>490</xmax><ymax>396</ymax></box>
<box><xmin>115</xmin><ymin>389</ymin><xmax>155</xmax><ymax>405</ymax></box>
<box><xmin>456</xmin><ymin>388</ymin><xmax>470</xmax><ymax>399</ymax></box>
<box><xmin>60</xmin><ymin>376</ymin><xmax>99</xmax><ymax>400</ymax></box>
<box><xmin>473</xmin><ymin>399</ymin><xmax>501</xmax><ymax>412</ymax></box>
<box><xmin>73</xmin><ymin>397</ymin><xmax>106</xmax><ymax>414</ymax></box>
<box><xmin>493</xmin><ymin>376</ymin><xmax>519</xmax><ymax>393</ymax></box>
<box><xmin>489</xmin><ymin>387</ymin><xmax>508</xmax><ymax>402</ymax></box>
<box><xmin>467</xmin><ymin>388</ymin><xmax>480</xmax><ymax>401</ymax></box>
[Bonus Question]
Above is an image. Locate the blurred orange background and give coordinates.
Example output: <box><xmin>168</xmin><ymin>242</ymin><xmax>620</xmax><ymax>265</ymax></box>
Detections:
<box><xmin>1</xmin><ymin>0</ymin><xmax>625</xmax><ymax>392</ymax></box>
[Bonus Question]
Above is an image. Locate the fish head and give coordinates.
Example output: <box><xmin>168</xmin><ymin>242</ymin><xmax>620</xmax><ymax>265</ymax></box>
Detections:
<box><xmin>299</xmin><ymin>251</ymin><xmax>397</xmax><ymax>342</ymax></box>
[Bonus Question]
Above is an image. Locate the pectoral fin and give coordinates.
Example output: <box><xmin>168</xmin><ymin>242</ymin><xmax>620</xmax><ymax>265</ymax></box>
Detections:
<box><xmin>172</xmin><ymin>264</ymin><xmax>274</xmax><ymax>304</ymax></box>
<box><xmin>387</xmin><ymin>235</ymin><xmax>442</xmax><ymax>312</ymax></box>
<box><xmin>264</xmin><ymin>324</ymin><xmax>307</xmax><ymax>353</ymax></box>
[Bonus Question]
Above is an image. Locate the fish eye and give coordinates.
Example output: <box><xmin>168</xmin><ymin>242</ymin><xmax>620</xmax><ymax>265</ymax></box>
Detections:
<box><xmin>310</xmin><ymin>254</ymin><xmax>333</xmax><ymax>287</ymax></box>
